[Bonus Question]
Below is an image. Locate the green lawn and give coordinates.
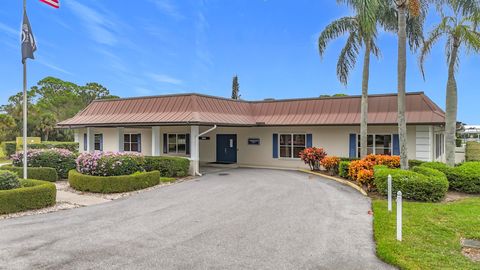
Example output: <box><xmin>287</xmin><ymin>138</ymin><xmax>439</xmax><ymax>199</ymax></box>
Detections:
<box><xmin>373</xmin><ymin>198</ymin><xmax>480</xmax><ymax>270</ymax></box>
<box><xmin>160</xmin><ymin>177</ymin><xmax>176</xmax><ymax>183</ymax></box>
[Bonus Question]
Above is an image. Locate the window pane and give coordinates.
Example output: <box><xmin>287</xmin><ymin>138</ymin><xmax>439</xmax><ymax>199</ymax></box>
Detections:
<box><xmin>375</xmin><ymin>148</ymin><xmax>391</xmax><ymax>155</ymax></box>
<box><xmin>124</xmin><ymin>143</ymin><xmax>130</xmax><ymax>151</ymax></box>
<box><xmin>178</xmin><ymin>134</ymin><xmax>186</xmax><ymax>144</ymax></box>
<box><xmin>124</xmin><ymin>134</ymin><xmax>130</xmax><ymax>143</ymax></box>
<box><xmin>293</xmin><ymin>134</ymin><xmax>305</xmax><ymax>146</ymax></box>
<box><xmin>131</xmin><ymin>134</ymin><xmax>139</xmax><ymax>143</ymax></box>
<box><xmin>131</xmin><ymin>143</ymin><xmax>139</xmax><ymax>152</ymax></box>
<box><xmin>280</xmin><ymin>146</ymin><xmax>291</xmax><ymax>158</ymax></box>
<box><xmin>375</xmin><ymin>135</ymin><xmax>392</xmax><ymax>148</ymax></box>
<box><xmin>177</xmin><ymin>144</ymin><xmax>186</xmax><ymax>152</ymax></box>
<box><xmin>293</xmin><ymin>147</ymin><xmax>304</xmax><ymax>158</ymax></box>
<box><xmin>168</xmin><ymin>144</ymin><xmax>176</xmax><ymax>153</ymax></box>
<box><xmin>367</xmin><ymin>147</ymin><xmax>374</xmax><ymax>155</ymax></box>
<box><xmin>280</xmin><ymin>134</ymin><xmax>291</xmax><ymax>145</ymax></box>
<box><xmin>367</xmin><ymin>135</ymin><xmax>374</xmax><ymax>147</ymax></box>
<box><xmin>168</xmin><ymin>134</ymin><xmax>176</xmax><ymax>144</ymax></box>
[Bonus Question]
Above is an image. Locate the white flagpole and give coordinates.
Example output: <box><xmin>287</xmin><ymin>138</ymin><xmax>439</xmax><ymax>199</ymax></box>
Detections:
<box><xmin>22</xmin><ymin>0</ymin><xmax>28</xmax><ymax>180</ymax></box>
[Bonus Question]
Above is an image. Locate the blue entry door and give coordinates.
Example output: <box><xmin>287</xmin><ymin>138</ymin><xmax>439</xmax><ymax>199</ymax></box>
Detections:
<box><xmin>216</xmin><ymin>134</ymin><xmax>237</xmax><ymax>163</ymax></box>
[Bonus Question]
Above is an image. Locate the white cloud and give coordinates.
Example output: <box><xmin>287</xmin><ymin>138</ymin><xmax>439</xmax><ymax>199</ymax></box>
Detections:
<box><xmin>149</xmin><ymin>0</ymin><xmax>184</xmax><ymax>20</ymax></box>
<box><xmin>0</xmin><ymin>22</ymin><xmax>18</xmax><ymax>38</ymax></box>
<box><xmin>148</xmin><ymin>73</ymin><xmax>183</xmax><ymax>85</ymax></box>
<box><xmin>38</xmin><ymin>60</ymin><xmax>73</xmax><ymax>75</ymax></box>
<box><xmin>66</xmin><ymin>0</ymin><xmax>118</xmax><ymax>45</ymax></box>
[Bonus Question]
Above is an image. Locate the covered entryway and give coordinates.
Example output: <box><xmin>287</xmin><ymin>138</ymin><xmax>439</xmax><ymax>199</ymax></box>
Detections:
<box><xmin>216</xmin><ymin>134</ymin><xmax>237</xmax><ymax>163</ymax></box>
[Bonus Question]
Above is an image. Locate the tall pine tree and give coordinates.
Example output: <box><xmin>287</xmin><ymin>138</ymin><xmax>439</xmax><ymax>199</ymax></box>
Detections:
<box><xmin>231</xmin><ymin>75</ymin><xmax>240</xmax><ymax>99</ymax></box>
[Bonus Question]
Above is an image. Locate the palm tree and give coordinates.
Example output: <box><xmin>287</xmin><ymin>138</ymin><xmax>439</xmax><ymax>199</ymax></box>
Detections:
<box><xmin>386</xmin><ymin>0</ymin><xmax>425</xmax><ymax>169</ymax></box>
<box><xmin>318</xmin><ymin>0</ymin><xmax>382</xmax><ymax>158</ymax></box>
<box><xmin>419</xmin><ymin>2</ymin><xmax>480</xmax><ymax>166</ymax></box>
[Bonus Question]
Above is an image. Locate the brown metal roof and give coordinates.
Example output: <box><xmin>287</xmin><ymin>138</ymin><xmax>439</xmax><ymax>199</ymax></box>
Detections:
<box><xmin>57</xmin><ymin>92</ymin><xmax>445</xmax><ymax>127</ymax></box>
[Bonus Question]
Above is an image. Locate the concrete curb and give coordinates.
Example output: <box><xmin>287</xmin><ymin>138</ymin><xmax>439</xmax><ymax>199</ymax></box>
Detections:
<box><xmin>298</xmin><ymin>169</ymin><xmax>368</xmax><ymax>196</ymax></box>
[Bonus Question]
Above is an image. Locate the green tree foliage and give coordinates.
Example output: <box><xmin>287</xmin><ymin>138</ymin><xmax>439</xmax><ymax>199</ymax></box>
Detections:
<box><xmin>231</xmin><ymin>75</ymin><xmax>240</xmax><ymax>100</ymax></box>
<box><xmin>0</xmin><ymin>77</ymin><xmax>118</xmax><ymax>142</ymax></box>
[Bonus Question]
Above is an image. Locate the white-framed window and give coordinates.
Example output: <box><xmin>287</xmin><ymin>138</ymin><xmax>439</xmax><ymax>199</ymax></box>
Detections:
<box><xmin>357</xmin><ymin>134</ymin><xmax>392</xmax><ymax>157</ymax></box>
<box><xmin>94</xmin><ymin>134</ymin><xmax>103</xmax><ymax>151</ymax></box>
<box><xmin>435</xmin><ymin>133</ymin><xmax>445</xmax><ymax>159</ymax></box>
<box><xmin>168</xmin><ymin>134</ymin><xmax>187</xmax><ymax>154</ymax></box>
<box><xmin>279</xmin><ymin>134</ymin><xmax>306</xmax><ymax>158</ymax></box>
<box><xmin>124</xmin><ymin>134</ymin><xmax>141</xmax><ymax>152</ymax></box>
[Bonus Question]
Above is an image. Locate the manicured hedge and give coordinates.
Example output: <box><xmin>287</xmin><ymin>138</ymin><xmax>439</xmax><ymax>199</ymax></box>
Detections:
<box><xmin>0</xmin><ymin>179</ymin><xmax>56</xmax><ymax>214</ymax></box>
<box><xmin>1</xmin><ymin>166</ymin><xmax>58</xmax><ymax>182</ymax></box>
<box><xmin>68</xmin><ymin>170</ymin><xmax>161</xmax><ymax>193</ymax></box>
<box><xmin>408</xmin><ymin>159</ymin><xmax>425</xmax><ymax>168</ymax></box>
<box><xmin>338</xmin><ymin>161</ymin><xmax>350</xmax><ymax>178</ymax></box>
<box><xmin>419</xmin><ymin>162</ymin><xmax>450</xmax><ymax>174</ymax></box>
<box><xmin>374</xmin><ymin>166</ymin><xmax>449</xmax><ymax>202</ymax></box>
<box><xmin>466</xmin><ymin>142</ymin><xmax>480</xmax><ymax>162</ymax></box>
<box><xmin>2</xmin><ymin>141</ymin><xmax>16</xmax><ymax>157</ymax></box>
<box><xmin>446</xmin><ymin>162</ymin><xmax>480</xmax><ymax>193</ymax></box>
<box><xmin>144</xmin><ymin>156</ymin><xmax>190</xmax><ymax>177</ymax></box>
<box><xmin>28</xmin><ymin>141</ymin><xmax>79</xmax><ymax>152</ymax></box>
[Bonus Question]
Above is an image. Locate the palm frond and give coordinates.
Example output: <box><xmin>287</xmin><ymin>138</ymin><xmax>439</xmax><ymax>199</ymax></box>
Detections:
<box><xmin>336</xmin><ymin>32</ymin><xmax>361</xmax><ymax>85</ymax></box>
<box><xmin>369</xmin><ymin>36</ymin><xmax>382</xmax><ymax>58</ymax></box>
<box><xmin>318</xmin><ymin>17</ymin><xmax>358</xmax><ymax>57</ymax></box>
<box><xmin>419</xmin><ymin>22</ymin><xmax>445</xmax><ymax>80</ymax></box>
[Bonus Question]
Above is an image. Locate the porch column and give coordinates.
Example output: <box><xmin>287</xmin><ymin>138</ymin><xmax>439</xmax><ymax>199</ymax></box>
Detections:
<box><xmin>152</xmin><ymin>126</ymin><xmax>161</xmax><ymax>156</ymax></box>
<box><xmin>86</xmin><ymin>127</ymin><xmax>94</xmax><ymax>153</ymax></box>
<box><xmin>116</xmin><ymin>127</ymin><xmax>124</xmax><ymax>152</ymax></box>
<box><xmin>190</xmin><ymin>125</ymin><xmax>199</xmax><ymax>175</ymax></box>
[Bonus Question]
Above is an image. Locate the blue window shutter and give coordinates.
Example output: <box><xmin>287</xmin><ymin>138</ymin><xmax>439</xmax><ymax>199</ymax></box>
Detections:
<box><xmin>186</xmin><ymin>134</ymin><xmax>190</xmax><ymax>155</ymax></box>
<box><xmin>392</xmin><ymin>134</ymin><xmax>400</xmax><ymax>155</ymax></box>
<box><xmin>349</xmin><ymin>134</ymin><xmax>357</xmax><ymax>158</ymax></box>
<box><xmin>273</xmin><ymin>134</ymin><xmax>278</xmax><ymax>158</ymax></box>
<box><xmin>137</xmin><ymin>134</ymin><xmax>142</xmax><ymax>153</ymax></box>
<box><xmin>99</xmin><ymin>134</ymin><xmax>103</xmax><ymax>151</ymax></box>
<box><xmin>83</xmin><ymin>133</ymin><xmax>87</xmax><ymax>151</ymax></box>
<box><xmin>306</xmin><ymin>134</ymin><xmax>313</xmax><ymax>148</ymax></box>
<box><xmin>163</xmin><ymin>134</ymin><xmax>168</xmax><ymax>154</ymax></box>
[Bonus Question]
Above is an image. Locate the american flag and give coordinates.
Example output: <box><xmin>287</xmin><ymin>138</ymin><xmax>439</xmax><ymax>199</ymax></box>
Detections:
<box><xmin>39</xmin><ymin>0</ymin><xmax>59</xmax><ymax>9</ymax></box>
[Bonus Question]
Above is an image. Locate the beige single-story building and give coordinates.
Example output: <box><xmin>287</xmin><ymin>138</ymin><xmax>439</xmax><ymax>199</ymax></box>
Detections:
<box><xmin>57</xmin><ymin>92</ymin><xmax>446</xmax><ymax>174</ymax></box>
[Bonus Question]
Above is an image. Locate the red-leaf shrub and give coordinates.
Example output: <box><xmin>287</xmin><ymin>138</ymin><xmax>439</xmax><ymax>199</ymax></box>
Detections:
<box><xmin>320</xmin><ymin>156</ymin><xmax>340</xmax><ymax>175</ymax></box>
<box><xmin>348</xmin><ymin>154</ymin><xmax>400</xmax><ymax>191</ymax></box>
<box><xmin>299</xmin><ymin>147</ymin><xmax>327</xmax><ymax>171</ymax></box>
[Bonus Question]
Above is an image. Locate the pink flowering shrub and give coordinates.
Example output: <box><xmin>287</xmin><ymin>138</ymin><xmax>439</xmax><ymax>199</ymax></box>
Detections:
<box><xmin>76</xmin><ymin>151</ymin><xmax>145</xmax><ymax>176</ymax></box>
<box><xmin>11</xmin><ymin>148</ymin><xmax>77</xmax><ymax>178</ymax></box>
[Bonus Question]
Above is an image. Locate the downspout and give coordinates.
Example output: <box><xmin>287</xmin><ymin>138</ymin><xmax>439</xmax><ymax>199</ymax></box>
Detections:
<box><xmin>195</xmin><ymin>125</ymin><xmax>217</xmax><ymax>176</ymax></box>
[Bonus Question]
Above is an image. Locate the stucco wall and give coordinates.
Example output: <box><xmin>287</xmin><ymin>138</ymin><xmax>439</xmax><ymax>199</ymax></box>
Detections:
<box><xmin>76</xmin><ymin>125</ymin><xmax>424</xmax><ymax>169</ymax></box>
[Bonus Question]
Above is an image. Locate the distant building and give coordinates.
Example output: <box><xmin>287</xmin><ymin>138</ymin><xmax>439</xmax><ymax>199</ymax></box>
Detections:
<box><xmin>460</xmin><ymin>125</ymin><xmax>480</xmax><ymax>143</ymax></box>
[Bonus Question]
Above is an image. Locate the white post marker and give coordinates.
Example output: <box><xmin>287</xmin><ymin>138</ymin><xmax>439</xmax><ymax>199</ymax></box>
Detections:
<box><xmin>396</xmin><ymin>191</ymin><xmax>402</xmax><ymax>241</ymax></box>
<box><xmin>388</xmin><ymin>174</ymin><xmax>392</xmax><ymax>212</ymax></box>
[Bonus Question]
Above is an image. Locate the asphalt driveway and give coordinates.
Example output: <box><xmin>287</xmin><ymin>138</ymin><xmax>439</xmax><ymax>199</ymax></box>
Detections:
<box><xmin>0</xmin><ymin>168</ymin><xmax>393</xmax><ymax>270</ymax></box>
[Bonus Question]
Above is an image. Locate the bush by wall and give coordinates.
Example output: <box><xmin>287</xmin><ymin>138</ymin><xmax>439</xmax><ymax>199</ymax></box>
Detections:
<box><xmin>466</xmin><ymin>142</ymin><xmax>480</xmax><ymax>162</ymax></box>
<box><xmin>374</xmin><ymin>166</ymin><xmax>448</xmax><ymax>202</ymax></box>
<box><xmin>0</xmin><ymin>179</ymin><xmax>56</xmax><ymax>214</ymax></box>
<box><xmin>11</xmin><ymin>149</ymin><xmax>76</xmax><ymax>179</ymax></box>
<box><xmin>419</xmin><ymin>162</ymin><xmax>450</xmax><ymax>174</ymax></box>
<box><xmin>76</xmin><ymin>152</ymin><xmax>145</xmax><ymax>176</ymax></box>
<box><xmin>349</xmin><ymin>155</ymin><xmax>400</xmax><ymax>191</ymax></box>
<box><xmin>446</xmin><ymin>162</ymin><xmax>480</xmax><ymax>193</ymax></box>
<box><xmin>0</xmin><ymin>170</ymin><xmax>20</xmax><ymax>190</ymax></box>
<box><xmin>299</xmin><ymin>147</ymin><xmax>327</xmax><ymax>171</ymax></box>
<box><xmin>320</xmin><ymin>156</ymin><xmax>340</xmax><ymax>175</ymax></box>
<box><xmin>28</xmin><ymin>141</ymin><xmax>79</xmax><ymax>152</ymax></box>
<box><xmin>1</xmin><ymin>165</ymin><xmax>58</xmax><ymax>182</ymax></box>
<box><xmin>2</xmin><ymin>141</ymin><xmax>16</xmax><ymax>157</ymax></box>
<box><xmin>144</xmin><ymin>156</ymin><xmax>190</xmax><ymax>177</ymax></box>
<box><xmin>408</xmin><ymin>159</ymin><xmax>425</xmax><ymax>168</ymax></box>
<box><xmin>68</xmin><ymin>170</ymin><xmax>160</xmax><ymax>193</ymax></box>
<box><xmin>338</xmin><ymin>161</ymin><xmax>350</xmax><ymax>178</ymax></box>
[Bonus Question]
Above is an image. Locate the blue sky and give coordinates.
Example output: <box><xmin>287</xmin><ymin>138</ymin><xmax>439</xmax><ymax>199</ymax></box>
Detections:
<box><xmin>0</xmin><ymin>0</ymin><xmax>478</xmax><ymax>123</ymax></box>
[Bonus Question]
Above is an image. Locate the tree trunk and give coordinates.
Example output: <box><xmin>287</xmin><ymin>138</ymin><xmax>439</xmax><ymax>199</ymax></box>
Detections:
<box><xmin>445</xmin><ymin>43</ymin><xmax>459</xmax><ymax>167</ymax></box>
<box><xmin>360</xmin><ymin>40</ymin><xmax>371</xmax><ymax>158</ymax></box>
<box><xmin>397</xmin><ymin>4</ymin><xmax>409</xmax><ymax>169</ymax></box>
